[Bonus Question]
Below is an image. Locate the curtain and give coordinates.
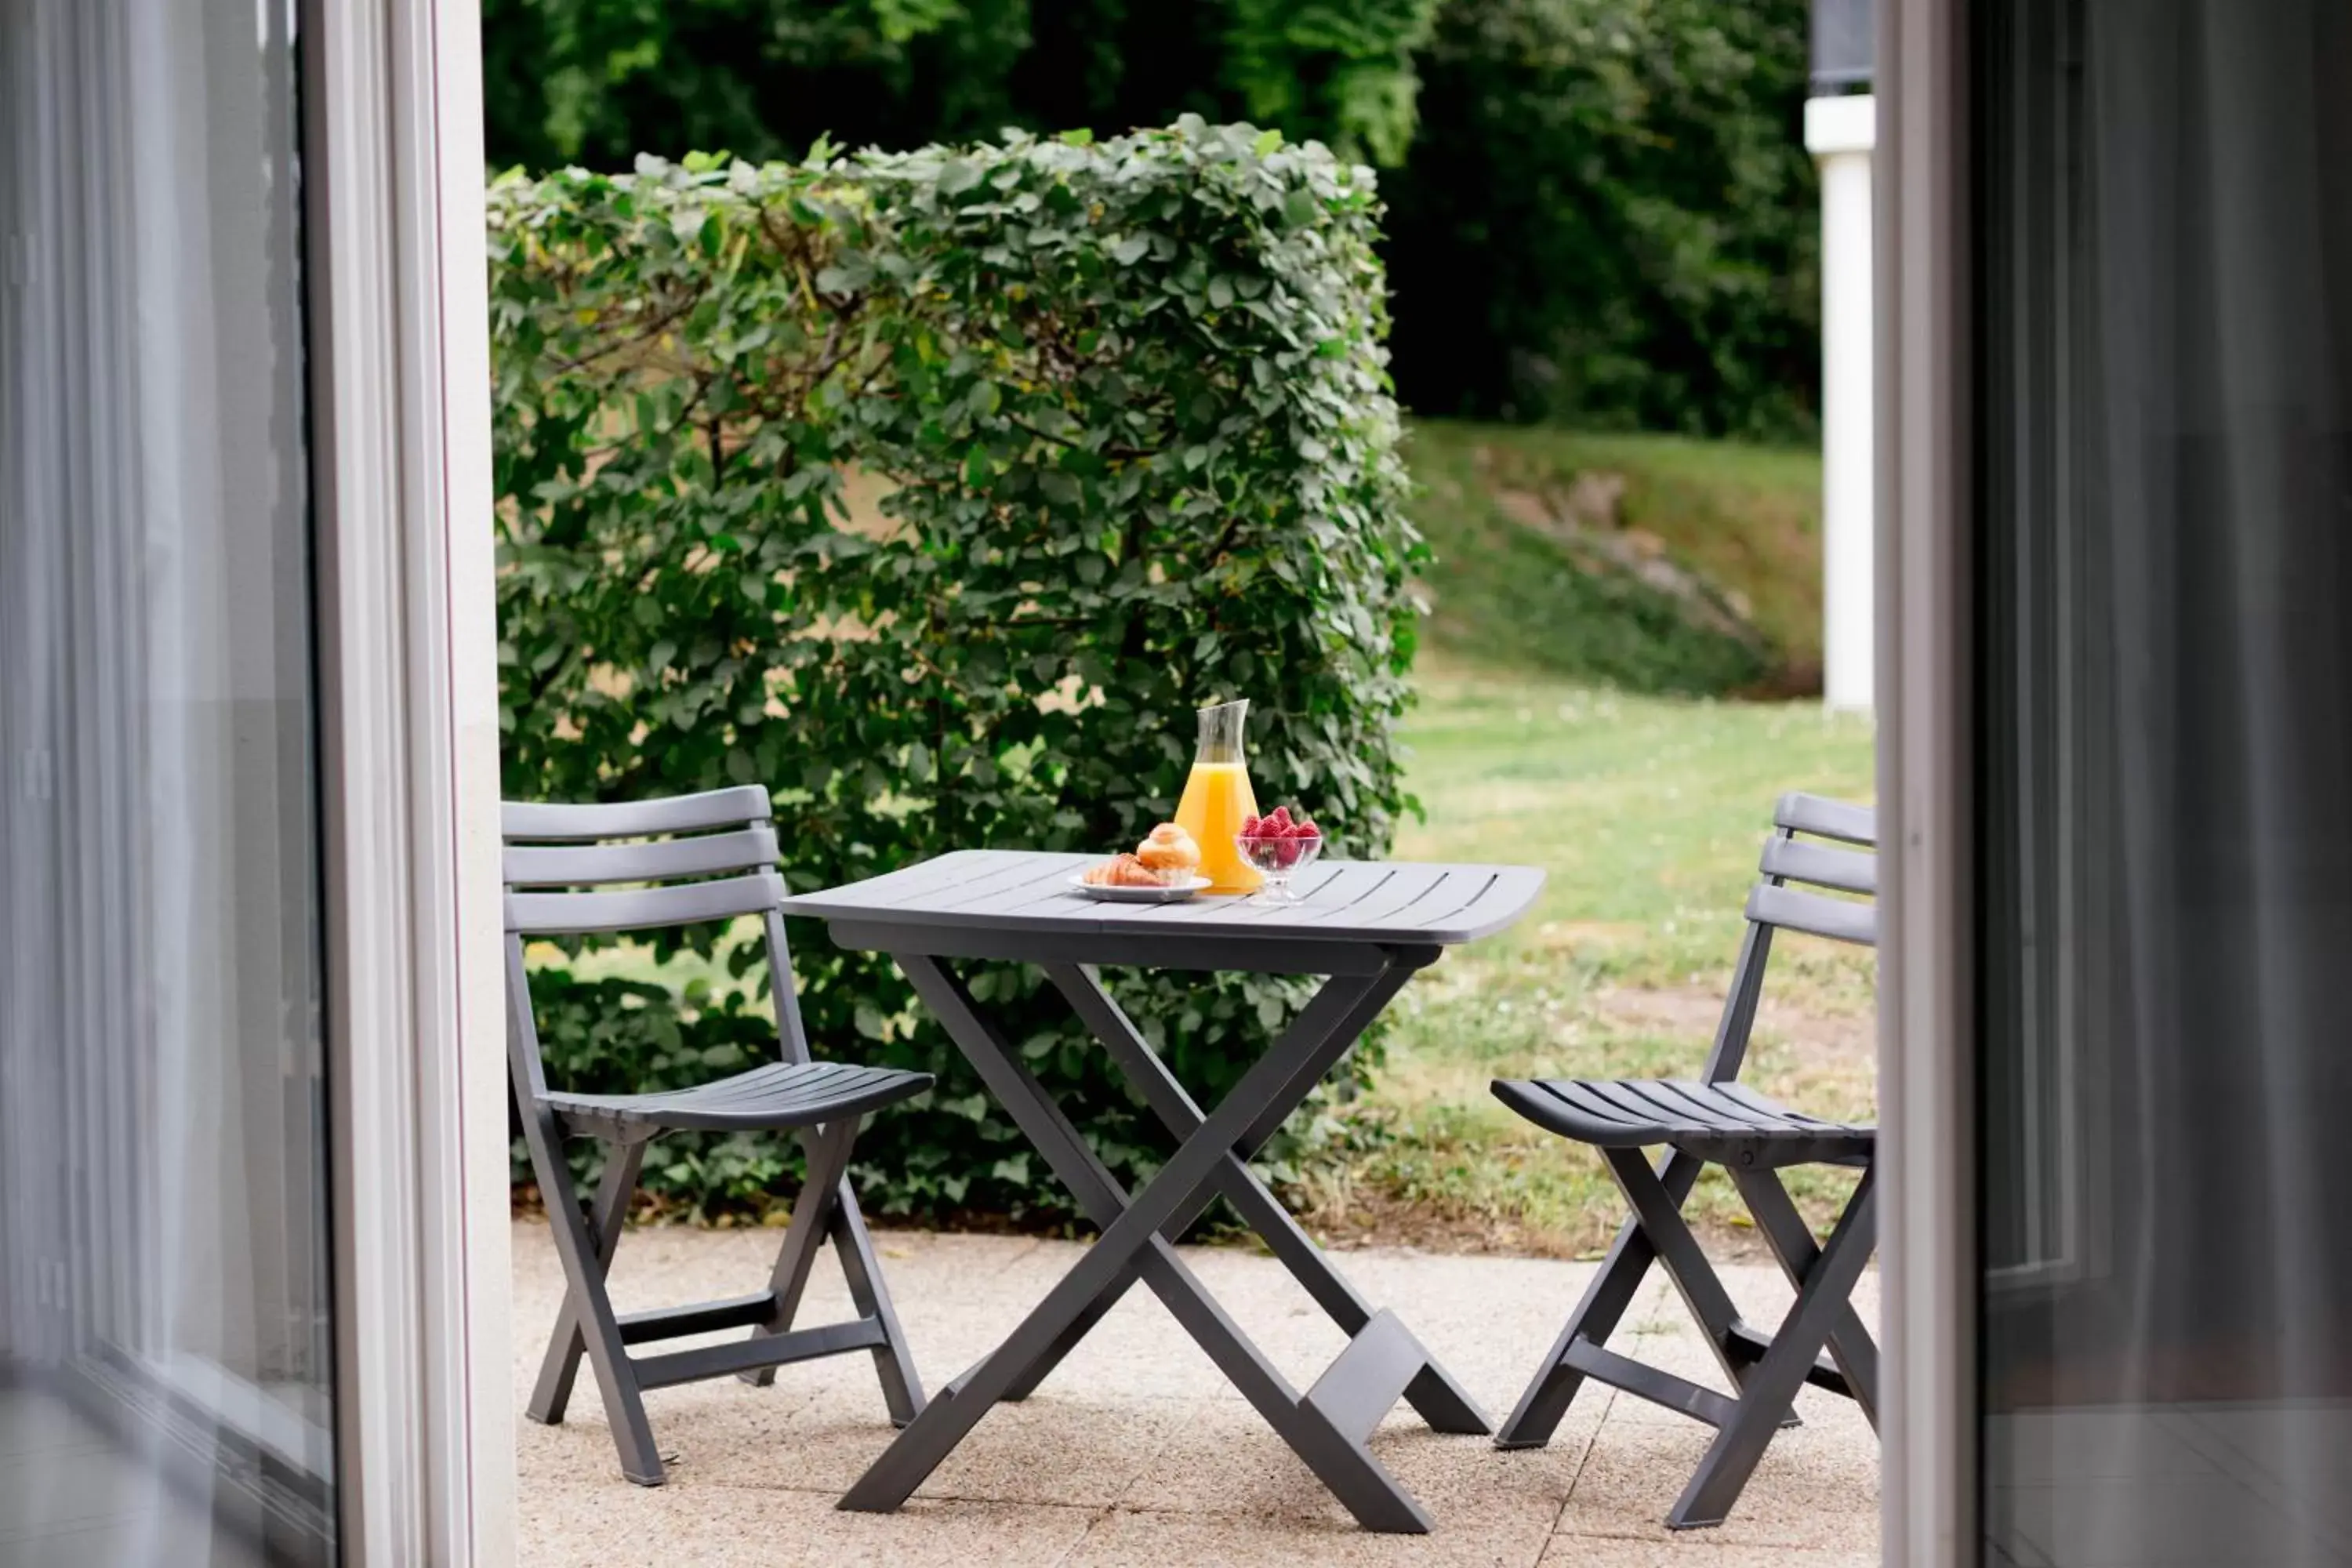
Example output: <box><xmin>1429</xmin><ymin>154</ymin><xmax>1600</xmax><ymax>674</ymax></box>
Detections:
<box><xmin>1978</xmin><ymin>0</ymin><xmax>2352</xmax><ymax>1562</ymax></box>
<box><xmin>0</xmin><ymin>0</ymin><xmax>334</xmax><ymax>1561</ymax></box>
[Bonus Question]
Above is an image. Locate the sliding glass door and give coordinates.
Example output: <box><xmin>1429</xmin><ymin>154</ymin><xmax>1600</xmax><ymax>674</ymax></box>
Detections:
<box><xmin>0</xmin><ymin>1</ymin><xmax>336</xmax><ymax>1562</ymax></box>
<box><xmin>1973</xmin><ymin>1</ymin><xmax>2352</xmax><ymax>1563</ymax></box>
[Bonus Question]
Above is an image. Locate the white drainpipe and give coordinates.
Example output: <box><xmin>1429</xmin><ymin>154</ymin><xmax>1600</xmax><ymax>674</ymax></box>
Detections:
<box><xmin>1807</xmin><ymin>92</ymin><xmax>1877</xmax><ymax>713</ymax></box>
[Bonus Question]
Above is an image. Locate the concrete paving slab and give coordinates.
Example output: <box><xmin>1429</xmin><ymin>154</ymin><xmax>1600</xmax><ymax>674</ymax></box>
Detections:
<box><xmin>510</xmin><ymin>1222</ymin><xmax>1881</xmax><ymax>1566</ymax></box>
<box><xmin>515</xmin><ymin>1479</ymin><xmax>1097</xmax><ymax>1568</ymax></box>
<box><xmin>1061</xmin><ymin>1506</ymin><xmax>1554</xmax><ymax>1568</ymax></box>
<box><xmin>1539</xmin><ymin>1540</ymin><xmax>1878</xmax><ymax>1567</ymax></box>
<box><xmin>1552</xmin><ymin>1417</ymin><xmax>1879</xmax><ymax>1552</ymax></box>
<box><xmin>1118</xmin><ymin>1393</ymin><xmax>1581</xmax><ymax>1529</ymax></box>
<box><xmin>757</xmin><ymin>1390</ymin><xmax>1196</xmax><ymax>1506</ymax></box>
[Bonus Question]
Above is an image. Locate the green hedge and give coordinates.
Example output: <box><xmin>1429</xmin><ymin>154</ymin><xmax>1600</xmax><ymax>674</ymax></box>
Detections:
<box><xmin>488</xmin><ymin>120</ymin><xmax>1422</xmax><ymax>1221</ymax></box>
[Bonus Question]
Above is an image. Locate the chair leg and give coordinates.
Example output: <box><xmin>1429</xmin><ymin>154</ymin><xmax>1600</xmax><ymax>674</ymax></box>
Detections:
<box><xmin>738</xmin><ymin>1116</ymin><xmax>924</xmax><ymax>1422</ymax></box>
<box><xmin>829</xmin><ymin>1175</ymin><xmax>926</xmax><ymax>1425</ymax></box>
<box><xmin>1497</xmin><ymin>1217</ymin><xmax>1655</xmax><ymax>1446</ymax></box>
<box><xmin>528</xmin><ymin>1138</ymin><xmax>645</xmax><ymax>1426</ymax></box>
<box><xmin>1497</xmin><ymin>1147</ymin><xmax>1703</xmax><ymax>1448</ymax></box>
<box><xmin>1730</xmin><ymin>1166</ymin><xmax>1880</xmax><ymax>1429</ymax></box>
<box><xmin>525</xmin><ymin>1116</ymin><xmax>666</xmax><ymax>1484</ymax></box>
<box><xmin>742</xmin><ymin>1117</ymin><xmax>858</xmax><ymax>1387</ymax></box>
<box><xmin>1599</xmin><ymin>1146</ymin><xmax>1765</xmax><ymax>1399</ymax></box>
<box><xmin>1668</xmin><ymin>1167</ymin><xmax>1878</xmax><ymax>1530</ymax></box>
<box><xmin>1501</xmin><ymin>1144</ymin><xmax>1806</xmax><ymax>1449</ymax></box>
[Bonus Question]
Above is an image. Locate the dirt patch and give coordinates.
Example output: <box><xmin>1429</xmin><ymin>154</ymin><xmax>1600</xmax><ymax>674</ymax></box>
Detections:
<box><xmin>1295</xmin><ymin>1185</ymin><xmax>1781</xmax><ymax>1265</ymax></box>
<box><xmin>1590</xmin><ymin>983</ymin><xmax>1873</xmax><ymax>1072</ymax></box>
<box><xmin>1526</xmin><ymin>919</ymin><xmax>1650</xmax><ymax>953</ymax></box>
<box><xmin>1300</xmin><ymin>1189</ymin><xmax>1605</xmax><ymax>1258</ymax></box>
<box><xmin>1491</xmin><ymin>474</ymin><xmax>1769</xmax><ymax>656</ymax></box>
<box><xmin>1591</xmin><ymin>982</ymin><xmax>1728</xmax><ymax>1040</ymax></box>
<box><xmin>1594</xmin><ymin>982</ymin><xmax>1877</xmax><ymax>1132</ymax></box>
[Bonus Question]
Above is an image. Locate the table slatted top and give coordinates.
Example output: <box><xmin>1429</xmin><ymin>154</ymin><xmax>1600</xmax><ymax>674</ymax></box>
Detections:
<box><xmin>783</xmin><ymin>850</ymin><xmax>1544</xmax><ymax>947</ymax></box>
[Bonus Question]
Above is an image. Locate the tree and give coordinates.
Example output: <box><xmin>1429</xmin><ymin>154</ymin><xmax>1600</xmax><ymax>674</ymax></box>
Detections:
<box><xmin>1380</xmin><ymin>0</ymin><xmax>1820</xmax><ymax>439</ymax></box>
<box><xmin>478</xmin><ymin>0</ymin><xmax>1823</xmax><ymax>448</ymax></box>
<box><xmin>480</xmin><ymin>0</ymin><xmax>1439</xmax><ymax>174</ymax></box>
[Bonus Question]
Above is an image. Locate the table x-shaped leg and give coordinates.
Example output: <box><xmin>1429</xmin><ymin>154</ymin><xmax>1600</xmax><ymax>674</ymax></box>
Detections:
<box><xmin>839</xmin><ymin>946</ymin><xmax>1468</xmax><ymax>1533</ymax></box>
<box><xmin>992</xmin><ymin>960</ymin><xmax>1490</xmax><ymax>1439</ymax></box>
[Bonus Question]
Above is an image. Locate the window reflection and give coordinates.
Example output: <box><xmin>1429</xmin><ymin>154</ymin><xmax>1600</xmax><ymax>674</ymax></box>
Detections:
<box><xmin>1976</xmin><ymin>2</ymin><xmax>2352</xmax><ymax>1564</ymax></box>
<box><xmin>0</xmin><ymin>1</ymin><xmax>334</xmax><ymax>1563</ymax></box>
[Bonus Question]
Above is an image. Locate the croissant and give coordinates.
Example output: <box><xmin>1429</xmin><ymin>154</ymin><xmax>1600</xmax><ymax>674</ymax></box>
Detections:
<box><xmin>1082</xmin><ymin>853</ymin><xmax>1165</xmax><ymax>887</ymax></box>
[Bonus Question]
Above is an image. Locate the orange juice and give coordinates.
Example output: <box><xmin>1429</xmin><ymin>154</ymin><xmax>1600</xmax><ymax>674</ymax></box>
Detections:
<box><xmin>1174</xmin><ymin>760</ymin><xmax>1264</xmax><ymax>893</ymax></box>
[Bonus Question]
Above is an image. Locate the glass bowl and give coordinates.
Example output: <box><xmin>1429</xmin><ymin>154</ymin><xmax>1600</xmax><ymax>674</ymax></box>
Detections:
<box><xmin>1235</xmin><ymin>831</ymin><xmax>1322</xmax><ymax>903</ymax></box>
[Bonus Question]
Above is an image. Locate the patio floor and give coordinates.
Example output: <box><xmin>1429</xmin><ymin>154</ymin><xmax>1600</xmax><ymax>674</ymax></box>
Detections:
<box><xmin>513</xmin><ymin>1222</ymin><xmax>1879</xmax><ymax>1567</ymax></box>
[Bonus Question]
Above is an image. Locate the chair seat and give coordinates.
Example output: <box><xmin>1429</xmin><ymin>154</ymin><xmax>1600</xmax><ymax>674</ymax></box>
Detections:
<box><xmin>546</xmin><ymin>1060</ymin><xmax>932</xmax><ymax>1140</ymax></box>
<box><xmin>1493</xmin><ymin>1078</ymin><xmax>1873</xmax><ymax>1168</ymax></box>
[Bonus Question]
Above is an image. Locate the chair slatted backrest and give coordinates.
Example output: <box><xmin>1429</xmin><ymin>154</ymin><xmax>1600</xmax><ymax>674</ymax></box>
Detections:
<box><xmin>1699</xmin><ymin>793</ymin><xmax>1878</xmax><ymax>1085</ymax></box>
<box><xmin>501</xmin><ymin>786</ymin><xmax>810</xmax><ymax>1098</ymax></box>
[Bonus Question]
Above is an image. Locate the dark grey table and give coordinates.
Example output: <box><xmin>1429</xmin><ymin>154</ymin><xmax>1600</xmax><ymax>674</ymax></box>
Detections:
<box><xmin>783</xmin><ymin>848</ymin><xmax>1544</xmax><ymax>1533</ymax></box>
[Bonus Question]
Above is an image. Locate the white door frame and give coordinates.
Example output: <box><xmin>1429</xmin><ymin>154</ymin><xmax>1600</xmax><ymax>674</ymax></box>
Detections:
<box><xmin>1877</xmin><ymin>0</ymin><xmax>1975</xmax><ymax>1563</ymax></box>
<box><xmin>303</xmin><ymin>2</ymin><xmax>512</xmax><ymax>1563</ymax></box>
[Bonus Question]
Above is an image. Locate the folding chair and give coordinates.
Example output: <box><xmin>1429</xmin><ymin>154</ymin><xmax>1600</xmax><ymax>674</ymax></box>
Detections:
<box><xmin>1491</xmin><ymin>792</ymin><xmax>1879</xmax><ymax>1529</ymax></box>
<box><xmin>504</xmin><ymin>786</ymin><xmax>931</xmax><ymax>1486</ymax></box>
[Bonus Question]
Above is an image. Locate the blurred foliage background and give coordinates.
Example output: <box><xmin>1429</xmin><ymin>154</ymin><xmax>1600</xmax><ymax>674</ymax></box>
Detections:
<box><xmin>480</xmin><ymin>0</ymin><xmax>1820</xmax><ymax>443</ymax></box>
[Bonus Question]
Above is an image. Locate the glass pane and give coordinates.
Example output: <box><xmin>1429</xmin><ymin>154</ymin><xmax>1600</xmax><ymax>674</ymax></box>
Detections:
<box><xmin>0</xmin><ymin>1</ymin><xmax>335</xmax><ymax>1563</ymax></box>
<box><xmin>1975</xmin><ymin>2</ymin><xmax>2352</xmax><ymax>1564</ymax></box>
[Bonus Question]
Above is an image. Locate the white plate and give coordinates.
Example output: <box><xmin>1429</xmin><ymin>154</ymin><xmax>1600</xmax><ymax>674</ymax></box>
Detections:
<box><xmin>1068</xmin><ymin>873</ymin><xmax>1212</xmax><ymax>903</ymax></box>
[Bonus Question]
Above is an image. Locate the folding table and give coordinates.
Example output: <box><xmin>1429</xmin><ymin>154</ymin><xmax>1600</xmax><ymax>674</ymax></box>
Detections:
<box><xmin>783</xmin><ymin>848</ymin><xmax>1544</xmax><ymax>1533</ymax></box>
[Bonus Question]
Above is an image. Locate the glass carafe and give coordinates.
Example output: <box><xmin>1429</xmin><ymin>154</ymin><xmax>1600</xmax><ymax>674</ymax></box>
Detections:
<box><xmin>1174</xmin><ymin>699</ymin><xmax>1264</xmax><ymax>893</ymax></box>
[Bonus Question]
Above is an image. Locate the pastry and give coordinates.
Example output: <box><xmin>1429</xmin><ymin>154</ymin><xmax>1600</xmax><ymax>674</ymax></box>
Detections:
<box><xmin>1134</xmin><ymin>822</ymin><xmax>1201</xmax><ymax>876</ymax></box>
<box><xmin>1082</xmin><ymin>853</ymin><xmax>1165</xmax><ymax>887</ymax></box>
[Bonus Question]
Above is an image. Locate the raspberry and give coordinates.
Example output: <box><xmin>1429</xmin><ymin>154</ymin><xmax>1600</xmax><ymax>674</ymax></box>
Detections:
<box><xmin>1294</xmin><ymin>820</ymin><xmax>1319</xmax><ymax>839</ymax></box>
<box><xmin>1269</xmin><ymin>805</ymin><xmax>1292</xmax><ymax>828</ymax></box>
<box><xmin>1240</xmin><ymin>814</ymin><xmax>1260</xmax><ymax>836</ymax></box>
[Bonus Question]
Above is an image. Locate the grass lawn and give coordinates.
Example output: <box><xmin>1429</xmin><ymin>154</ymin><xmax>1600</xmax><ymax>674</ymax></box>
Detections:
<box><xmin>1295</xmin><ymin>657</ymin><xmax>1876</xmax><ymax>1258</ymax></box>
<box><xmin>1403</xmin><ymin>420</ymin><xmax>1826</xmax><ymax>693</ymax></box>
